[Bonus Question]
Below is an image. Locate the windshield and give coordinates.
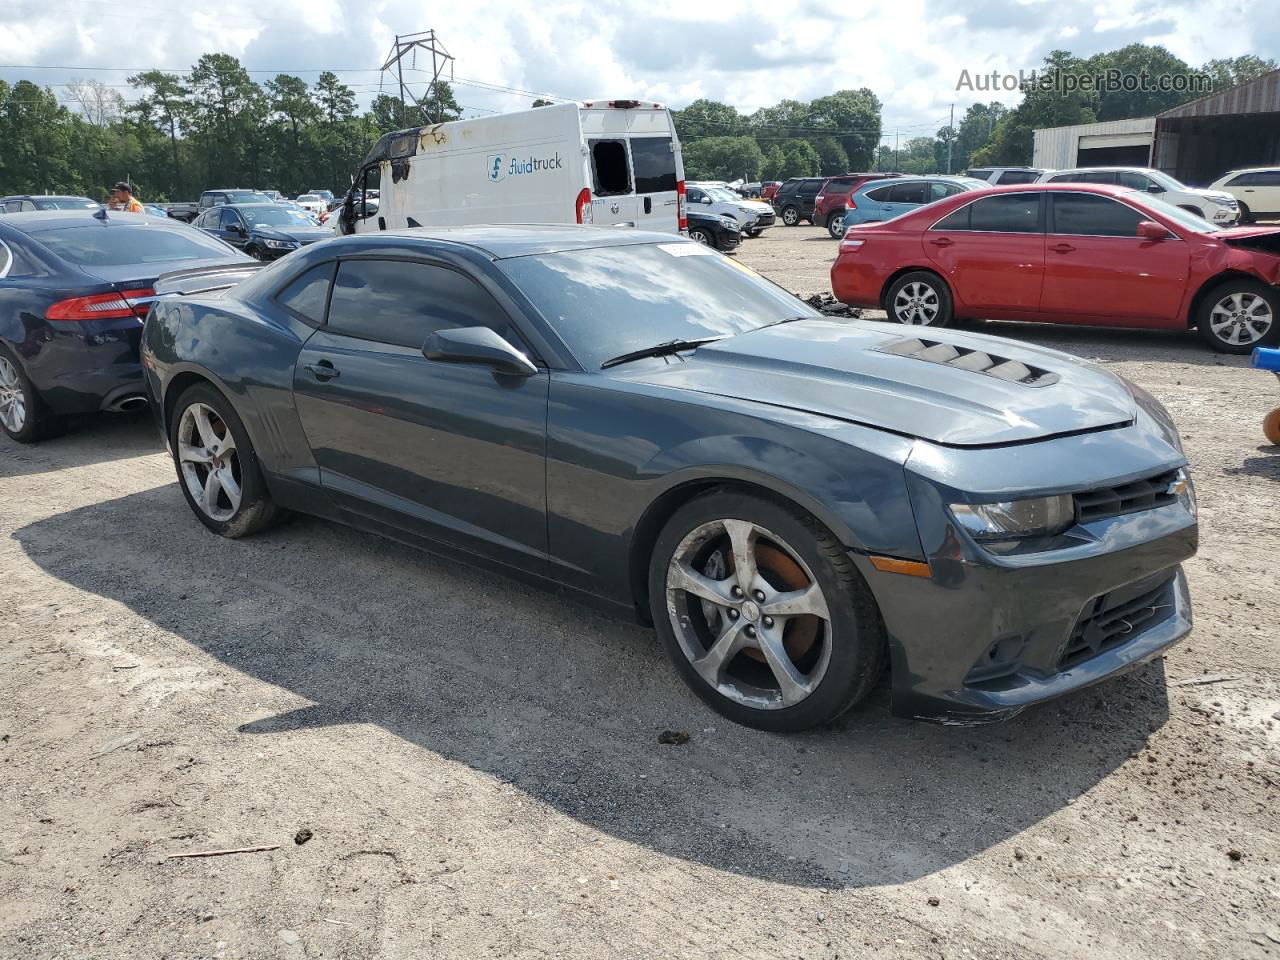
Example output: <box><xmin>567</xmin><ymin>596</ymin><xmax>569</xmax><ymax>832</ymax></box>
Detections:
<box><xmin>1127</xmin><ymin>191</ymin><xmax>1220</xmax><ymax>233</ymax></box>
<box><xmin>499</xmin><ymin>242</ymin><xmax>820</xmax><ymax>369</ymax></box>
<box><xmin>1147</xmin><ymin>169</ymin><xmax>1188</xmax><ymax>192</ymax></box>
<box><xmin>220</xmin><ymin>191</ymin><xmax>260</xmax><ymax>204</ymax></box>
<box><xmin>706</xmin><ymin>187</ymin><xmax>741</xmax><ymax>202</ymax></box>
<box><xmin>32</xmin><ymin>224</ymin><xmax>238</xmax><ymax>265</ymax></box>
<box><xmin>297</xmin><ymin>195</ymin><xmax>319</xmax><ymax>202</ymax></box>
<box><xmin>239</xmin><ymin>206</ymin><xmax>316</xmax><ymax>227</ymax></box>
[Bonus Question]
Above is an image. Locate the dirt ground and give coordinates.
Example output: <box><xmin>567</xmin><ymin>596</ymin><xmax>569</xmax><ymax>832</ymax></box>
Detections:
<box><xmin>2</xmin><ymin>225</ymin><xmax>1279</xmax><ymax>960</ymax></box>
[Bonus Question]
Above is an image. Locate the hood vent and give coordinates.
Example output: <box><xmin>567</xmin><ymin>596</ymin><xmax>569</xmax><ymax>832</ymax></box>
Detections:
<box><xmin>879</xmin><ymin>337</ymin><xmax>1061</xmax><ymax>388</ymax></box>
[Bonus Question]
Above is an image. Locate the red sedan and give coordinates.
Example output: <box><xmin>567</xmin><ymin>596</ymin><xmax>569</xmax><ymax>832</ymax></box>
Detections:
<box><xmin>830</xmin><ymin>182</ymin><xmax>1280</xmax><ymax>353</ymax></box>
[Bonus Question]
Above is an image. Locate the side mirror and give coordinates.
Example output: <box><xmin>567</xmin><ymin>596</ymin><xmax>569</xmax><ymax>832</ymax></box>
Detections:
<box><xmin>1146</xmin><ymin>183</ymin><xmax>1164</xmax><ymax>194</ymax></box>
<box><xmin>422</xmin><ymin>327</ymin><xmax>538</xmax><ymax>377</ymax></box>
<box><xmin>699</xmin><ymin>197</ymin><xmax>712</xmax><ymax>204</ymax></box>
<box><xmin>229</xmin><ymin>223</ymin><xmax>245</xmax><ymax>235</ymax></box>
<box><xmin>1137</xmin><ymin>220</ymin><xmax>1168</xmax><ymax>241</ymax></box>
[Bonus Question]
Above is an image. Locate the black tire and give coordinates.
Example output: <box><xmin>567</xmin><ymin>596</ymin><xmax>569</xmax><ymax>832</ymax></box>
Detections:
<box><xmin>687</xmin><ymin>227</ymin><xmax>715</xmax><ymax>247</ymax></box>
<box><xmin>245</xmin><ymin>245</ymin><xmax>264</xmax><ymax>260</ymax></box>
<box><xmin>781</xmin><ymin>205</ymin><xmax>800</xmax><ymax>226</ymax></box>
<box><xmin>1238</xmin><ymin>202</ymin><xmax>1253</xmax><ymax>225</ymax></box>
<box><xmin>648</xmin><ymin>489</ymin><xmax>886</xmax><ymax>733</ymax></box>
<box><xmin>826</xmin><ymin>210</ymin><xmax>847</xmax><ymax>239</ymax></box>
<box><xmin>0</xmin><ymin>343</ymin><xmax>62</xmax><ymax>443</ymax></box>
<box><xmin>168</xmin><ymin>383</ymin><xmax>281</xmax><ymax>538</ymax></box>
<box><xmin>884</xmin><ymin>271</ymin><xmax>954</xmax><ymax>327</ymax></box>
<box><xmin>1195</xmin><ymin>278</ymin><xmax>1280</xmax><ymax>354</ymax></box>
<box><xmin>747</xmin><ymin>229</ymin><xmax>763</xmax><ymax>238</ymax></box>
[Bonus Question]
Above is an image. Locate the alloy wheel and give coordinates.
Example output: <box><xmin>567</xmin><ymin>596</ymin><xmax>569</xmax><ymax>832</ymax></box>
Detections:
<box><xmin>689</xmin><ymin>229</ymin><xmax>711</xmax><ymax>246</ymax></box>
<box><xmin>893</xmin><ymin>282</ymin><xmax>941</xmax><ymax>324</ymax></box>
<box><xmin>665</xmin><ymin>518</ymin><xmax>832</xmax><ymax>711</ymax></box>
<box><xmin>1209</xmin><ymin>291</ymin><xmax>1273</xmax><ymax>346</ymax></box>
<box><xmin>829</xmin><ymin>214</ymin><xmax>845</xmax><ymax>237</ymax></box>
<box><xmin>0</xmin><ymin>356</ymin><xmax>27</xmax><ymax>434</ymax></box>
<box><xmin>782</xmin><ymin>207</ymin><xmax>799</xmax><ymax>226</ymax></box>
<box><xmin>177</xmin><ymin>402</ymin><xmax>243</xmax><ymax>521</ymax></box>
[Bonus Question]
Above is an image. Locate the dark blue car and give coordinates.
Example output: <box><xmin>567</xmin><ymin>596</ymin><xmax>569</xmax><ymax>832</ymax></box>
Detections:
<box><xmin>0</xmin><ymin>211</ymin><xmax>249</xmax><ymax>441</ymax></box>
<box><xmin>141</xmin><ymin>226</ymin><xmax>1198</xmax><ymax>732</ymax></box>
<box><xmin>192</xmin><ymin>203</ymin><xmax>331</xmax><ymax>260</ymax></box>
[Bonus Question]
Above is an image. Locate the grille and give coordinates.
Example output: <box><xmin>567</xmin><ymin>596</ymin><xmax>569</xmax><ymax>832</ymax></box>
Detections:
<box><xmin>1059</xmin><ymin>572</ymin><xmax>1176</xmax><ymax>669</ymax></box>
<box><xmin>1074</xmin><ymin>469</ymin><xmax>1179</xmax><ymax>524</ymax></box>
<box><xmin>879</xmin><ymin>337</ymin><xmax>1061</xmax><ymax>387</ymax></box>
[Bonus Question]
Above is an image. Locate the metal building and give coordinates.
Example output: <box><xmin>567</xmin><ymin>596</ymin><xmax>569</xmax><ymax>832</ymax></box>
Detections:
<box><xmin>1033</xmin><ymin>69</ymin><xmax>1280</xmax><ymax>185</ymax></box>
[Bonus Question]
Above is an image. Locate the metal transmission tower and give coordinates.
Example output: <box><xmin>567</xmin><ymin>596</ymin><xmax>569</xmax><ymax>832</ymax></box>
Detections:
<box><xmin>381</xmin><ymin>30</ymin><xmax>455</xmax><ymax>127</ymax></box>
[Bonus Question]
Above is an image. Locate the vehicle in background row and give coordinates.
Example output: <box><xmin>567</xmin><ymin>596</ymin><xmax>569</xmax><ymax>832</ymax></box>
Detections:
<box><xmin>685</xmin><ymin>209</ymin><xmax>743</xmax><ymax>251</ymax></box>
<box><xmin>336</xmin><ymin>99</ymin><xmax>685</xmax><ymax>237</ymax></box>
<box><xmin>262</xmin><ymin>190</ymin><xmax>283</xmax><ymax>202</ymax></box>
<box><xmin>1208</xmin><ymin>167</ymin><xmax>1280</xmax><ymax>223</ymax></box>
<box><xmin>685</xmin><ymin>182</ymin><xmax>773</xmax><ymax>235</ymax></box>
<box><xmin>771</xmin><ymin>177</ymin><xmax>826</xmax><ymax>225</ymax></box>
<box><xmin>199</xmin><ymin>189</ymin><xmax>268</xmax><ymax>213</ymax></box>
<box><xmin>294</xmin><ymin>194</ymin><xmax>328</xmax><ymax>217</ymax></box>
<box><xmin>162</xmin><ymin>201</ymin><xmax>200</xmax><ymax>222</ymax></box>
<box><xmin>142</xmin><ymin>224</ymin><xmax>1196</xmax><ymax>731</ymax></box>
<box><xmin>813</xmin><ymin>173</ymin><xmax>903</xmax><ymax>238</ymax></box>
<box><xmin>1036</xmin><ymin>168</ymin><xmax>1239</xmax><ymax>225</ymax></box>
<box><xmin>0</xmin><ymin>211</ymin><xmax>250</xmax><ymax>442</ymax></box>
<box><xmin>832</xmin><ymin>182</ymin><xmax>1280</xmax><ymax>353</ymax></box>
<box><xmin>308</xmin><ymin>190</ymin><xmax>335</xmax><ymax>205</ymax></box>
<box><xmin>965</xmin><ymin>167</ymin><xmax>1046</xmax><ymax>185</ymax></box>
<box><xmin>840</xmin><ymin>176</ymin><xmax>987</xmax><ymax>229</ymax></box>
<box><xmin>192</xmin><ymin>203</ymin><xmax>333</xmax><ymax>260</ymax></box>
<box><xmin>2</xmin><ymin>195</ymin><xmax>100</xmax><ymax>213</ymax></box>
<box><xmin>759</xmin><ymin>181</ymin><xmax>782</xmax><ymax>201</ymax></box>
<box><xmin>142</xmin><ymin>204</ymin><xmax>170</xmax><ymax>219</ymax></box>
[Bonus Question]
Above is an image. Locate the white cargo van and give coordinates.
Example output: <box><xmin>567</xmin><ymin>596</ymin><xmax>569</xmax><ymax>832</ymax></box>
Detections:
<box><xmin>336</xmin><ymin>100</ymin><xmax>686</xmax><ymax>236</ymax></box>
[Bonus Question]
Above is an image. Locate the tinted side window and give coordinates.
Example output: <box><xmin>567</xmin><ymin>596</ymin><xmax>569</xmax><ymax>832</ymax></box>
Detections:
<box><xmin>1051</xmin><ymin>193</ymin><xmax>1144</xmax><ymax>237</ymax></box>
<box><xmin>1117</xmin><ymin>171</ymin><xmax>1152</xmax><ymax>190</ymax></box>
<box><xmin>797</xmin><ymin>181</ymin><xmax>822</xmax><ymax>197</ymax></box>
<box><xmin>825</xmin><ymin>177</ymin><xmax>857</xmax><ymax>191</ymax></box>
<box><xmin>590</xmin><ymin>140</ymin><xmax>631</xmax><ymax>196</ymax></box>
<box><xmin>631</xmin><ymin>137</ymin><xmax>677</xmax><ymax>193</ymax></box>
<box><xmin>969</xmin><ymin>194</ymin><xmax>1042</xmax><ymax>232</ymax></box>
<box><xmin>930</xmin><ymin>182</ymin><xmax>964</xmax><ymax>201</ymax></box>
<box><xmin>996</xmin><ymin>170</ymin><xmax>1040</xmax><ymax>184</ymax></box>
<box><xmin>888</xmin><ymin>182</ymin><xmax>928</xmax><ymax>204</ymax></box>
<box><xmin>219</xmin><ymin>208</ymin><xmax>240</xmax><ymax>228</ymax></box>
<box><xmin>1225</xmin><ymin>173</ymin><xmax>1255</xmax><ymax>186</ymax></box>
<box><xmin>1256</xmin><ymin>171</ymin><xmax>1280</xmax><ymax>186</ymax></box>
<box><xmin>864</xmin><ymin>185</ymin><xmax>893</xmax><ymax>202</ymax></box>
<box><xmin>275</xmin><ymin>263</ymin><xmax>335</xmax><ymax>324</ymax></box>
<box><xmin>327</xmin><ymin>260</ymin><xmax>514</xmax><ymax>349</ymax></box>
<box><xmin>966</xmin><ymin>169</ymin><xmax>993</xmax><ymax>182</ymax></box>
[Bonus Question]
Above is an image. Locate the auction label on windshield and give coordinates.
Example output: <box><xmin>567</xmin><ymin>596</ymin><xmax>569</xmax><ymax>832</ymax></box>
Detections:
<box><xmin>659</xmin><ymin>243</ymin><xmax>716</xmax><ymax>257</ymax></box>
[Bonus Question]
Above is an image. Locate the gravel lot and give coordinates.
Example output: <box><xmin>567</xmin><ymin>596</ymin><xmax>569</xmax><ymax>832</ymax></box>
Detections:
<box><xmin>2</xmin><ymin>225</ymin><xmax>1279</xmax><ymax>960</ymax></box>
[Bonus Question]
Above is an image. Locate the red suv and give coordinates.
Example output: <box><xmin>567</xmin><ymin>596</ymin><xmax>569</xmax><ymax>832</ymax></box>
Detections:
<box><xmin>814</xmin><ymin>173</ymin><xmax>902</xmax><ymax>239</ymax></box>
<box><xmin>830</xmin><ymin>182</ymin><xmax>1280</xmax><ymax>353</ymax></box>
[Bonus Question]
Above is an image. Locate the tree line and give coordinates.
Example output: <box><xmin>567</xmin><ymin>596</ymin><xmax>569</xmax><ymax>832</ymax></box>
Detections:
<box><xmin>0</xmin><ymin>53</ymin><xmax>462</xmax><ymax>202</ymax></box>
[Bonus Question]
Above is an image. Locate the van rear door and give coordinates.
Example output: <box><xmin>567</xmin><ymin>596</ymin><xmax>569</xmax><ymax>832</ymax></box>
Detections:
<box><xmin>630</xmin><ymin>135</ymin><xmax>680</xmax><ymax>232</ymax></box>
<box><xmin>587</xmin><ymin>138</ymin><xmax>639</xmax><ymax>225</ymax></box>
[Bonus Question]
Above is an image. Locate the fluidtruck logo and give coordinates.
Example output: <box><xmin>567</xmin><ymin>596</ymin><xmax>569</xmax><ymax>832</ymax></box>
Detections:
<box><xmin>486</xmin><ymin>152</ymin><xmax>563</xmax><ymax>183</ymax></box>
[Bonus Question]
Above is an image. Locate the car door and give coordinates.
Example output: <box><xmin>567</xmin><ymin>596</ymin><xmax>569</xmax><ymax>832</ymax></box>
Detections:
<box><xmin>924</xmin><ymin>192</ymin><xmax>1046</xmax><ymax>312</ymax></box>
<box><xmin>212</xmin><ymin>207</ymin><xmax>248</xmax><ymax>248</ymax></box>
<box><xmin>630</xmin><ymin>136</ymin><xmax>679</xmax><ymax>231</ymax></box>
<box><xmin>588</xmin><ymin>138</ymin><xmax>639</xmax><ymax>224</ymax></box>
<box><xmin>878</xmin><ymin>181</ymin><xmax>929</xmax><ymax>219</ymax></box>
<box><xmin>1038</xmin><ymin>192</ymin><xmax>1189</xmax><ymax>324</ymax></box>
<box><xmin>290</xmin><ymin>256</ymin><xmax>550</xmax><ymax>571</ymax></box>
<box><xmin>1236</xmin><ymin>171</ymin><xmax>1280</xmax><ymax>216</ymax></box>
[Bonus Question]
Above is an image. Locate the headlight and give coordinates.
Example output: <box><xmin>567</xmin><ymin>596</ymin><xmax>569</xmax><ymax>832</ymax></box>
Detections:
<box><xmin>719</xmin><ymin>217</ymin><xmax>739</xmax><ymax>229</ymax></box>
<box><xmin>1168</xmin><ymin>467</ymin><xmax>1197</xmax><ymax>518</ymax></box>
<box><xmin>264</xmin><ymin>239</ymin><xmax>298</xmax><ymax>249</ymax></box>
<box><xmin>950</xmin><ymin>495</ymin><xmax>1075</xmax><ymax>542</ymax></box>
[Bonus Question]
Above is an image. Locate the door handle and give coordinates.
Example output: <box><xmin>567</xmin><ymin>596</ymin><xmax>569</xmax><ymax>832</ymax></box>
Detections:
<box><xmin>644</xmin><ymin>196</ymin><xmax>652</xmax><ymax>214</ymax></box>
<box><xmin>1049</xmin><ymin>242</ymin><xmax>1076</xmax><ymax>253</ymax></box>
<box><xmin>929</xmin><ymin>237</ymin><xmax>954</xmax><ymax>247</ymax></box>
<box><xmin>304</xmin><ymin>361</ymin><xmax>340</xmax><ymax>380</ymax></box>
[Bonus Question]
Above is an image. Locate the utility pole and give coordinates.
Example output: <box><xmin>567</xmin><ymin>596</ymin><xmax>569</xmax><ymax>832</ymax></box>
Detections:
<box><xmin>944</xmin><ymin>103</ymin><xmax>953</xmax><ymax>173</ymax></box>
<box><xmin>894</xmin><ymin>130</ymin><xmax>899</xmax><ymax>170</ymax></box>
<box><xmin>381</xmin><ymin>29</ymin><xmax>455</xmax><ymax>127</ymax></box>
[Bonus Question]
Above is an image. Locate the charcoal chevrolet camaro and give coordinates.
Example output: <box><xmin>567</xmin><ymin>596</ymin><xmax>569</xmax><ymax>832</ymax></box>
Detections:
<box><xmin>141</xmin><ymin>226</ymin><xmax>1198</xmax><ymax>731</ymax></box>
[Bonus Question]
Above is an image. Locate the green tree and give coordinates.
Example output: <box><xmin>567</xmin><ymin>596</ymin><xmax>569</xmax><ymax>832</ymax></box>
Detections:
<box><xmin>807</xmin><ymin>89</ymin><xmax>882</xmax><ymax>169</ymax></box>
<box><xmin>760</xmin><ymin>144</ymin><xmax>787</xmax><ymax>181</ymax></box>
<box><xmin>952</xmin><ymin>102</ymin><xmax>1006</xmax><ymax>172</ymax></box>
<box><xmin>1201</xmin><ymin>55</ymin><xmax>1277</xmax><ymax>89</ymax></box>
<box><xmin>681</xmin><ymin>136</ymin><xmax>763</xmax><ymax>181</ymax></box>
<box><xmin>531</xmin><ymin>98</ymin><xmax>555</xmax><ymax>108</ymax></box>
<box><xmin>778</xmin><ymin>139</ymin><xmax>820</xmax><ymax>179</ymax></box>
<box><xmin>674</xmin><ymin>99</ymin><xmax>744</xmax><ymax>139</ymax></box>
<box><xmin>186</xmin><ymin>53</ymin><xmax>262</xmax><ymax>185</ymax></box>
<box><xmin>970</xmin><ymin>51</ymin><xmax>1096</xmax><ymax>166</ymax></box>
<box><xmin>0</xmin><ymin>80</ymin><xmax>80</xmax><ymax>193</ymax></box>
<box><xmin>810</xmin><ymin>136</ymin><xmax>849</xmax><ymax>175</ymax></box>
<box><xmin>129</xmin><ymin>70</ymin><xmax>189</xmax><ymax>197</ymax></box>
<box><xmin>1086</xmin><ymin>44</ymin><xmax>1195</xmax><ymax>121</ymax></box>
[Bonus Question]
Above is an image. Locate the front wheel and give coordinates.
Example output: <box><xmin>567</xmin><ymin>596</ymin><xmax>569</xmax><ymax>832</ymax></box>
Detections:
<box><xmin>1196</xmin><ymin>280</ymin><xmax>1279</xmax><ymax>353</ymax></box>
<box><xmin>649</xmin><ymin>490</ymin><xmax>886</xmax><ymax>732</ymax></box>
<box><xmin>885</xmin><ymin>271</ymin><xmax>953</xmax><ymax>327</ymax></box>
<box><xmin>169</xmin><ymin>383</ymin><xmax>281</xmax><ymax>538</ymax></box>
<box><xmin>826</xmin><ymin>211</ymin><xmax>846</xmax><ymax>239</ymax></box>
<box><xmin>1238</xmin><ymin>202</ymin><xmax>1254</xmax><ymax>225</ymax></box>
<box><xmin>687</xmin><ymin>227</ymin><xmax>714</xmax><ymax>247</ymax></box>
<box><xmin>0</xmin><ymin>345</ymin><xmax>61</xmax><ymax>443</ymax></box>
<box><xmin>781</xmin><ymin>205</ymin><xmax>800</xmax><ymax>226</ymax></box>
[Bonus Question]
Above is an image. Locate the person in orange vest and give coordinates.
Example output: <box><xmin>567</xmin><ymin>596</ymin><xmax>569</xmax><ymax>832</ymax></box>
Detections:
<box><xmin>108</xmin><ymin>181</ymin><xmax>144</xmax><ymax>213</ymax></box>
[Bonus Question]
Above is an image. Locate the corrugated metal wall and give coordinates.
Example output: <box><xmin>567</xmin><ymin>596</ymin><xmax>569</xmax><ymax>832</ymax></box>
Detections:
<box><xmin>1032</xmin><ymin>118</ymin><xmax>1156</xmax><ymax>169</ymax></box>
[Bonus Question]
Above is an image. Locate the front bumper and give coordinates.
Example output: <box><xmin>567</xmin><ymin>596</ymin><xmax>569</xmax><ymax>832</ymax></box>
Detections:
<box><xmin>749</xmin><ymin>212</ymin><xmax>775</xmax><ymax>230</ymax></box>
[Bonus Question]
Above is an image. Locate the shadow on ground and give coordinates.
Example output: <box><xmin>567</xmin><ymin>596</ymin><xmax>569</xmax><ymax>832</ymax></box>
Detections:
<box><xmin>0</xmin><ymin>411</ymin><xmax>160</xmax><ymax>480</ymax></box>
<box><xmin>15</xmin><ymin>483</ymin><xmax>1171</xmax><ymax>890</ymax></box>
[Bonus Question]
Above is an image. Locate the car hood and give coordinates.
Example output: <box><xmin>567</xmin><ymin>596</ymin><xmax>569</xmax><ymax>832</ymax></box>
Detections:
<box><xmin>617</xmin><ymin>320</ymin><xmax>1137</xmax><ymax>447</ymax></box>
<box><xmin>1192</xmin><ymin>189</ymin><xmax>1236</xmax><ymax>204</ymax></box>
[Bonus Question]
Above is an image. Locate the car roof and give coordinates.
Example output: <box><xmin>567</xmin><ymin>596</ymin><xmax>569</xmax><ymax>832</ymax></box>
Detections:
<box><xmin>334</xmin><ymin>224</ymin><xmax>688</xmax><ymax>259</ymax></box>
<box><xmin>1047</xmin><ymin>166</ymin><xmax>1155</xmax><ymax>174</ymax></box>
<box><xmin>1220</xmin><ymin>166</ymin><xmax>1280</xmax><ymax>174</ymax></box>
<box><xmin>221</xmin><ymin>203</ymin><xmax>287</xmax><ymax>210</ymax></box>
<box><xmin>0</xmin><ymin>210</ymin><xmax>192</xmax><ymax>233</ymax></box>
<box><xmin>2</xmin><ymin>194</ymin><xmax>96</xmax><ymax>201</ymax></box>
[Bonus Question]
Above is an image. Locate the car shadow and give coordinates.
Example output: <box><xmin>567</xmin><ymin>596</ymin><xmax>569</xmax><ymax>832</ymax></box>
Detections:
<box><xmin>1224</xmin><ymin>449</ymin><xmax>1280</xmax><ymax>480</ymax></box>
<box><xmin>960</xmin><ymin>321</ymin><xmax>1256</xmax><ymax>368</ymax></box>
<box><xmin>0</xmin><ymin>411</ymin><xmax>160</xmax><ymax>480</ymax></box>
<box><xmin>14</xmin><ymin>484</ymin><xmax>1170</xmax><ymax>890</ymax></box>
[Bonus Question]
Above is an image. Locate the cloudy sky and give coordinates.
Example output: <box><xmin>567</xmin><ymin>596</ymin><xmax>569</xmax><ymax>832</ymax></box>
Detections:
<box><xmin>1</xmin><ymin>0</ymin><xmax>1276</xmax><ymax>138</ymax></box>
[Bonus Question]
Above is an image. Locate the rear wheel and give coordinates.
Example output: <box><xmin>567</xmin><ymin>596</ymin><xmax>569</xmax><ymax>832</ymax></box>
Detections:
<box><xmin>169</xmin><ymin>383</ymin><xmax>281</xmax><ymax>538</ymax></box>
<box><xmin>826</xmin><ymin>211</ymin><xmax>846</xmax><ymax>239</ymax></box>
<box><xmin>1196</xmin><ymin>280</ymin><xmax>1279</xmax><ymax>353</ymax></box>
<box><xmin>885</xmin><ymin>271</ymin><xmax>953</xmax><ymax>327</ymax></box>
<box><xmin>781</xmin><ymin>205</ymin><xmax>800</xmax><ymax>226</ymax></box>
<box><xmin>649</xmin><ymin>490</ymin><xmax>886</xmax><ymax>732</ymax></box>
<box><xmin>0</xmin><ymin>345</ymin><xmax>61</xmax><ymax>443</ymax></box>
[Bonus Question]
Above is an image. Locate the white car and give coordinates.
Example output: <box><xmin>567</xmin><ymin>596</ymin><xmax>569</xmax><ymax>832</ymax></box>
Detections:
<box><xmin>295</xmin><ymin>194</ymin><xmax>327</xmax><ymax>216</ymax></box>
<box><xmin>1208</xmin><ymin>167</ymin><xmax>1280</xmax><ymax>224</ymax></box>
<box><xmin>965</xmin><ymin>166</ymin><xmax>1046</xmax><ymax>185</ymax></box>
<box><xmin>685</xmin><ymin>182</ymin><xmax>775</xmax><ymax>236</ymax></box>
<box><xmin>1036</xmin><ymin>167</ymin><xmax>1239</xmax><ymax>225</ymax></box>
